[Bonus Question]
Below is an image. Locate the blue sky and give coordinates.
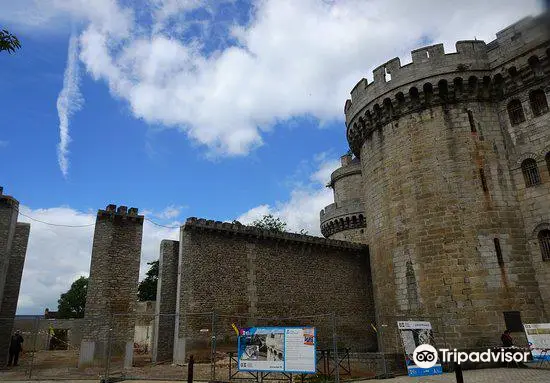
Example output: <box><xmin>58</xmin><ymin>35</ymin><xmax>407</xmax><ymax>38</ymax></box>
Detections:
<box><xmin>0</xmin><ymin>0</ymin><xmax>544</xmax><ymax>314</ymax></box>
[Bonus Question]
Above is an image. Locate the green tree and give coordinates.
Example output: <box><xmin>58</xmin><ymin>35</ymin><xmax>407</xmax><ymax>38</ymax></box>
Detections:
<box><xmin>248</xmin><ymin>214</ymin><xmax>309</xmax><ymax>235</ymax></box>
<box><xmin>137</xmin><ymin>260</ymin><xmax>159</xmax><ymax>301</ymax></box>
<box><xmin>57</xmin><ymin>276</ymin><xmax>88</xmax><ymax>319</ymax></box>
<box><xmin>0</xmin><ymin>29</ymin><xmax>21</xmax><ymax>54</ymax></box>
<box><xmin>251</xmin><ymin>214</ymin><xmax>287</xmax><ymax>232</ymax></box>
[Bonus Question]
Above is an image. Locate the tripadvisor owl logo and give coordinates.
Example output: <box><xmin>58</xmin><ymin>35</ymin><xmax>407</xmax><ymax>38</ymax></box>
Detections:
<box><xmin>413</xmin><ymin>344</ymin><xmax>438</xmax><ymax>368</ymax></box>
<box><xmin>412</xmin><ymin>344</ymin><xmax>530</xmax><ymax>367</ymax></box>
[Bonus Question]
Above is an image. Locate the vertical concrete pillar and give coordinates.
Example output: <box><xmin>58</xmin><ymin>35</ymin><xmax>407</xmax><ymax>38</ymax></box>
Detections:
<box><xmin>79</xmin><ymin>205</ymin><xmax>143</xmax><ymax>368</ymax></box>
<box><xmin>152</xmin><ymin>240</ymin><xmax>179</xmax><ymax>363</ymax></box>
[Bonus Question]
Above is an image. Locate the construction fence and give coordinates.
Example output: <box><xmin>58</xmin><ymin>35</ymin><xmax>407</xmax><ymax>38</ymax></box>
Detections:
<box><xmin>0</xmin><ymin>312</ymin><xmax>483</xmax><ymax>382</ymax></box>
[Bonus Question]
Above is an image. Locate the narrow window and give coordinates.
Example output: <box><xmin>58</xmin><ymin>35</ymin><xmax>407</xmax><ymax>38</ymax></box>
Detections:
<box><xmin>539</xmin><ymin>230</ymin><xmax>550</xmax><ymax>262</ymax></box>
<box><xmin>438</xmin><ymin>79</ymin><xmax>448</xmax><ymax>101</ymax></box>
<box><xmin>528</xmin><ymin>56</ymin><xmax>543</xmax><ymax>77</ymax></box>
<box><xmin>409</xmin><ymin>87</ymin><xmax>419</xmax><ymax>105</ymax></box>
<box><xmin>546</xmin><ymin>152</ymin><xmax>550</xmax><ymax>174</ymax></box>
<box><xmin>423</xmin><ymin>83</ymin><xmax>433</xmax><ymax>103</ymax></box>
<box><xmin>529</xmin><ymin>89</ymin><xmax>549</xmax><ymax>117</ymax></box>
<box><xmin>468</xmin><ymin>110</ymin><xmax>476</xmax><ymax>132</ymax></box>
<box><xmin>493</xmin><ymin>74</ymin><xmax>505</xmax><ymax>99</ymax></box>
<box><xmin>479</xmin><ymin>168</ymin><xmax>488</xmax><ymax>192</ymax></box>
<box><xmin>507</xmin><ymin>99</ymin><xmax>525</xmax><ymax>125</ymax></box>
<box><xmin>521</xmin><ymin>159</ymin><xmax>541</xmax><ymax>187</ymax></box>
<box><xmin>494</xmin><ymin>238</ymin><xmax>504</xmax><ymax>266</ymax></box>
<box><xmin>508</xmin><ymin>66</ymin><xmax>519</xmax><ymax>80</ymax></box>
<box><xmin>503</xmin><ymin>311</ymin><xmax>523</xmax><ymax>332</ymax></box>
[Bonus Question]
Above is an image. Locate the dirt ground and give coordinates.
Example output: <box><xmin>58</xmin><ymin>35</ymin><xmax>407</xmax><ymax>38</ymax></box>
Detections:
<box><xmin>0</xmin><ymin>349</ymin><xmax>377</xmax><ymax>381</ymax></box>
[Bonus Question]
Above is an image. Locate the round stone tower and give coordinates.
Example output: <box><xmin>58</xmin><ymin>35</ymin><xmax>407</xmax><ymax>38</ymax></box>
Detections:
<box><xmin>344</xmin><ymin>14</ymin><xmax>548</xmax><ymax>351</ymax></box>
<box><xmin>320</xmin><ymin>153</ymin><xmax>366</xmax><ymax>243</ymax></box>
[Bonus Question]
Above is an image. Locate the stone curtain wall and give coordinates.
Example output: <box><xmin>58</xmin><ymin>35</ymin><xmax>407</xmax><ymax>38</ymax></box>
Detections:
<box><xmin>174</xmin><ymin>219</ymin><xmax>376</xmax><ymax>363</ymax></box>
<box><xmin>153</xmin><ymin>239</ymin><xmax>179</xmax><ymax>363</ymax></box>
<box><xmin>79</xmin><ymin>205</ymin><xmax>143</xmax><ymax>367</ymax></box>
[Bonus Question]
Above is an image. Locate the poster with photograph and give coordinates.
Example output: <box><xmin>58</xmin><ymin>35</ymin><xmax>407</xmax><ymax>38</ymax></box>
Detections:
<box><xmin>397</xmin><ymin>321</ymin><xmax>442</xmax><ymax>377</ymax></box>
<box><xmin>237</xmin><ymin>327</ymin><xmax>315</xmax><ymax>373</ymax></box>
<box><xmin>524</xmin><ymin>323</ymin><xmax>550</xmax><ymax>361</ymax></box>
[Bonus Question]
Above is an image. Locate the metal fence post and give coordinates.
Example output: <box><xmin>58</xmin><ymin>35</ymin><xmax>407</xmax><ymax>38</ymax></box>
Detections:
<box><xmin>104</xmin><ymin>327</ymin><xmax>113</xmax><ymax>381</ymax></box>
<box><xmin>332</xmin><ymin>313</ymin><xmax>339</xmax><ymax>383</ymax></box>
<box><xmin>211</xmin><ymin>311</ymin><xmax>216</xmax><ymax>381</ymax></box>
<box><xmin>28</xmin><ymin>315</ymin><xmax>39</xmax><ymax>379</ymax></box>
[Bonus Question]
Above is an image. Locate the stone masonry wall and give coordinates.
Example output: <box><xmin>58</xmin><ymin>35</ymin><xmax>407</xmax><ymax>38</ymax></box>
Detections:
<box><xmin>0</xmin><ymin>190</ymin><xmax>18</xmax><ymax>308</ymax></box>
<box><xmin>358</xmin><ymin>102</ymin><xmax>546</xmax><ymax>351</ymax></box>
<box><xmin>0</xmin><ymin>188</ymin><xmax>30</xmax><ymax>368</ymax></box>
<box><xmin>153</xmin><ymin>239</ymin><xmax>179</xmax><ymax>363</ymax></box>
<box><xmin>0</xmin><ymin>223</ymin><xmax>30</xmax><ymax>365</ymax></box>
<box><xmin>344</xmin><ymin>13</ymin><xmax>549</xmax><ymax>353</ymax></box>
<box><xmin>328</xmin><ymin>227</ymin><xmax>366</xmax><ymax>243</ymax></box>
<box><xmin>79</xmin><ymin>205</ymin><xmax>143</xmax><ymax>366</ymax></box>
<box><xmin>499</xmin><ymin>72</ymin><xmax>550</xmax><ymax>318</ymax></box>
<box><xmin>174</xmin><ymin>219</ymin><xmax>376</xmax><ymax>363</ymax></box>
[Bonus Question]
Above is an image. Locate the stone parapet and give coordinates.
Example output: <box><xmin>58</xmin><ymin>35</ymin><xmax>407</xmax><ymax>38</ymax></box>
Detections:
<box><xmin>344</xmin><ymin>13</ymin><xmax>550</xmax><ymax>157</ymax></box>
<box><xmin>183</xmin><ymin>218</ymin><xmax>366</xmax><ymax>251</ymax></box>
<box><xmin>319</xmin><ymin>200</ymin><xmax>365</xmax><ymax>238</ymax></box>
<box><xmin>97</xmin><ymin>204</ymin><xmax>144</xmax><ymax>222</ymax></box>
<box><xmin>328</xmin><ymin>157</ymin><xmax>362</xmax><ymax>187</ymax></box>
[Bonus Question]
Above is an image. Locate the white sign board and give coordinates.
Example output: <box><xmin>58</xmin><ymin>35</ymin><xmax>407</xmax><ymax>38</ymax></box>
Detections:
<box><xmin>397</xmin><ymin>321</ymin><xmax>442</xmax><ymax>377</ymax></box>
<box><xmin>524</xmin><ymin>323</ymin><xmax>550</xmax><ymax>361</ymax></box>
<box><xmin>237</xmin><ymin>327</ymin><xmax>316</xmax><ymax>373</ymax></box>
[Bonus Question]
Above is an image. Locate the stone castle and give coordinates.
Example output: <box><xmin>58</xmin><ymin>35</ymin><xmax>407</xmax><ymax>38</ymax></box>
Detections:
<box><xmin>2</xmin><ymin>12</ymin><xmax>550</xmax><ymax>371</ymax></box>
<box><xmin>339</xmin><ymin>11</ymin><xmax>550</xmax><ymax>352</ymax></box>
<box><xmin>77</xmin><ymin>12</ymin><xmax>550</xmax><ymax>367</ymax></box>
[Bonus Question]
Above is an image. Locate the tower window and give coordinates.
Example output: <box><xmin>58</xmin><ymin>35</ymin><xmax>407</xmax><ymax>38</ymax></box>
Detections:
<box><xmin>539</xmin><ymin>230</ymin><xmax>550</xmax><ymax>262</ymax></box>
<box><xmin>546</xmin><ymin>152</ymin><xmax>550</xmax><ymax>174</ymax></box>
<box><xmin>528</xmin><ymin>55</ymin><xmax>543</xmax><ymax>77</ymax></box>
<box><xmin>521</xmin><ymin>159</ymin><xmax>541</xmax><ymax>187</ymax></box>
<box><xmin>479</xmin><ymin>168</ymin><xmax>488</xmax><ymax>192</ymax></box>
<box><xmin>494</xmin><ymin>238</ymin><xmax>504</xmax><ymax>266</ymax></box>
<box><xmin>529</xmin><ymin>89</ymin><xmax>549</xmax><ymax>117</ymax></box>
<box><xmin>507</xmin><ymin>99</ymin><xmax>525</xmax><ymax>125</ymax></box>
<box><xmin>468</xmin><ymin>110</ymin><xmax>476</xmax><ymax>132</ymax></box>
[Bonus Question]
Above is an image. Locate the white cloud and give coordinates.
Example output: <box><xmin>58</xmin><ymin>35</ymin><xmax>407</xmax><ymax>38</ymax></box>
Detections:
<box><xmin>56</xmin><ymin>32</ymin><xmax>83</xmax><ymax>178</ymax></box>
<box><xmin>157</xmin><ymin>205</ymin><xmax>185</xmax><ymax>219</ymax></box>
<box><xmin>16</xmin><ymin>205</ymin><xmax>178</xmax><ymax>315</ymax></box>
<box><xmin>237</xmin><ymin>155</ymin><xmax>339</xmax><ymax>235</ymax></box>
<box><xmin>4</xmin><ymin>1</ymin><xmax>540</xmax><ymax>158</ymax></box>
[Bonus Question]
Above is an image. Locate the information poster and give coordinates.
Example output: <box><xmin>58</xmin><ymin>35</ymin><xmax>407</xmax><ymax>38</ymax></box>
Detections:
<box><xmin>524</xmin><ymin>323</ymin><xmax>550</xmax><ymax>361</ymax></box>
<box><xmin>237</xmin><ymin>327</ymin><xmax>316</xmax><ymax>373</ymax></box>
<box><xmin>397</xmin><ymin>321</ymin><xmax>442</xmax><ymax>377</ymax></box>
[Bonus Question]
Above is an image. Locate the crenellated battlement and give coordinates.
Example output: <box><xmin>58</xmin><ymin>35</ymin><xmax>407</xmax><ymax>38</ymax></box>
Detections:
<box><xmin>345</xmin><ymin>48</ymin><xmax>550</xmax><ymax>156</ymax></box>
<box><xmin>346</xmin><ymin>41</ymin><xmax>490</xmax><ymax>118</ymax></box>
<box><xmin>0</xmin><ymin>186</ymin><xmax>19</xmax><ymax>207</ymax></box>
<box><xmin>97</xmin><ymin>204</ymin><xmax>143</xmax><ymax>222</ymax></box>
<box><xmin>328</xmin><ymin>156</ymin><xmax>361</xmax><ymax>187</ymax></box>
<box><xmin>319</xmin><ymin>199</ymin><xmax>365</xmax><ymax>238</ymax></box>
<box><xmin>183</xmin><ymin>217</ymin><xmax>366</xmax><ymax>250</ymax></box>
<box><xmin>345</xmin><ymin>13</ymin><xmax>550</xmax><ymax>139</ymax></box>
